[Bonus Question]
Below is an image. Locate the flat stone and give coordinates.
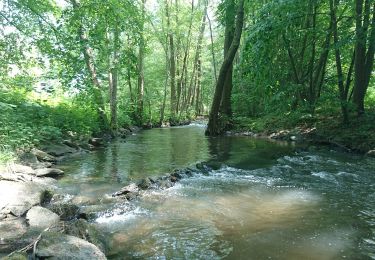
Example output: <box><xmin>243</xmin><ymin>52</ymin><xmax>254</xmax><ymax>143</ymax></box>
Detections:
<box><xmin>41</xmin><ymin>144</ymin><xmax>76</xmax><ymax>157</ymax></box>
<box><xmin>35</xmin><ymin>168</ymin><xmax>64</xmax><ymax>178</ymax></box>
<box><xmin>26</xmin><ymin>206</ymin><xmax>60</xmax><ymax>229</ymax></box>
<box><xmin>0</xmin><ymin>181</ymin><xmax>47</xmax><ymax>217</ymax></box>
<box><xmin>112</xmin><ymin>183</ymin><xmax>139</xmax><ymax>197</ymax></box>
<box><xmin>31</xmin><ymin>148</ymin><xmax>56</xmax><ymax>162</ymax></box>
<box><xmin>8</xmin><ymin>164</ymin><xmax>35</xmax><ymax>175</ymax></box>
<box><xmin>36</xmin><ymin>231</ymin><xmax>106</xmax><ymax>260</ymax></box>
<box><xmin>366</xmin><ymin>150</ymin><xmax>375</xmax><ymax>157</ymax></box>
<box><xmin>0</xmin><ymin>217</ymin><xmax>27</xmax><ymax>242</ymax></box>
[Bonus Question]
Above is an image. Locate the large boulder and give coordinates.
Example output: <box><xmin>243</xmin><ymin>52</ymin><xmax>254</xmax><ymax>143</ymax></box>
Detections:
<box><xmin>8</xmin><ymin>164</ymin><xmax>35</xmax><ymax>175</ymax></box>
<box><xmin>64</xmin><ymin>219</ymin><xmax>108</xmax><ymax>254</ymax></box>
<box><xmin>41</xmin><ymin>144</ymin><xmax>76</xmax><ymax>157</ymax></box>
<box><xmin>112</xmin><ymin>183</ymin><xmax>139</xmax><ymax>200</ymax></box>
<box><xmin>36</xmin><ymin>231</ymin><xmax>107</xmax><ymax>260</ymax></box>
<box><xmin>0</xmin><ymin>181</ymin><xmax>50</xmax><ymax>217</ymax></box>
<box><xmin>49</xmin><ymin>203</ymin><xmax>80</xmax><ymax>221</ymax></box>
<box><xmin>26</xmin><ymin>206</ymin><xmax>60</xmax><ymax>229</ymax></box>
<box><xmin>0</xmin><ymin>217</ymin><xmax>27</xmax><ymax>252</ymax></box>
<box><xmin>31</xmin><ymin>148</ymin><xmax>56</xmax><ymax>162</ymax></box>
<box><xmin>35</xmin><ymin>168</ymin><xmax>64</xmax><ymax>178</ymax></box>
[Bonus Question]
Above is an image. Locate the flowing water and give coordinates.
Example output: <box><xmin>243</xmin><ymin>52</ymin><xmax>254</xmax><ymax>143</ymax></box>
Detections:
<box><xmin>58</xmin><ymin>124</ymin><xmax>375</xmax><ymax>259</ymax></box>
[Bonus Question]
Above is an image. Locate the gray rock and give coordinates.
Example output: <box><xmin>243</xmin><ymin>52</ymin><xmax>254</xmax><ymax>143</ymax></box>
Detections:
<box><xmin>366</xmin><ymin>150</ymin><xmax>375</xmax><ymax>157</ymax></box>
<box><xmin>0</xmin><ymin>217</ymin><xmax>27</xmax><ymax>243</ymax></box>
<box><xmin>8</xmin><ymin>164</ymin><xmax>35</xmax><ymax>175</ymax></box>
<box><xmin>0</xmin><ymin>181</ymin><xmax>48</xmax><ymax>217</ymax></box>
<box><xmin>64</xmin><ymin>219</ymin><xmax>108</xmax><ymax>254</ymax></box>
<box><xmin>2</xmin><ymin>252</ymin><xmax>28</xmax><ymax>260</ymax></box>
<box><xmin>137</xmin><ymin>178</ymin><xmax>152</xmax><ymax>190</ymax></box>
<box><xmin>26</xmin><ymin>206</ymin><xmax>60</xmax><ymax>228</ymax></box>
<box><xmin>36</xmin><ymin>231</ymin><xmax>106</xmax><ymax>260</ymax></box>
<box><xmin>112</xmin><ymin>183</ymin><xmax>139</xmax><ymax>197</ymax></box>
<box><xmin>35</xmin><ymin>168</ymin><xmax>64</xmax><ymax>178</ymax></box>
<box><xmin>89</xmin><ymin>138</ymin><xmax>103</xmax><ymax>147</ymax></box>
<box><xmin>31</xmin><ymin>148</ymin><xmax>56</xmax><ymax>162</ymax></box>
<box><xmin>41</xmin><ymin>144</ymin><xmax>76</xmax><ymax>157</ymax></box>
<box><xmin>49</xmin><ymin>203</ymin><xmax>80</xmax><ymax>221</ymax></box>
<box><xmin>18</xmin><ymin>152</ymin><xmax>38</xmax><ymax>166</ymax></box>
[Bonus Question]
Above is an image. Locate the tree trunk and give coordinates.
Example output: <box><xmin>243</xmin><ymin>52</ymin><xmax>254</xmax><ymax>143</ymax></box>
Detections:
<box><xmin>137</xmin><ymin>0</ymin><xmax>146</xmax><ymax>124</ymax></box>
<box><xmin>71</xmin><ymin>0</ymin><xmax>109</xmax><ymax>131</ymax></box>
<box><xmin>205</xmin><ymin>0</ymin><xmax>245</xmax><ymax>136</ymax></box>
<box><xmin>220</xmin><ymin>1</ymin><xmax>235</xmax><ymax>117</ymax></box>
<box><xmin>353</xmin><ymin>0</ymin><xmax>375</xmax><ymax>115</ymax></box>
<box><xmin>329</xmin><ymin>0</ymin><xmax>349</xmax><ymax>123</ymax></box>
<box><xmin>166</xmin><ymin>0</ymin><xmax>177</xmax><ymax>118</ymax></box>
<box><xmin>109</xmin><ymin>24</ymin><xmax>119</xmax><ymax>130</ymax></box>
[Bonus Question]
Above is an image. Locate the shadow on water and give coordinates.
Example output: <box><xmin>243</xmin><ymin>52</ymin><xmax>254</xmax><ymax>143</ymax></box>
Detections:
<box><xmin>58</xmin><ymin>124</ymin><xmax>375</xmax><ymax>259</ymax></box>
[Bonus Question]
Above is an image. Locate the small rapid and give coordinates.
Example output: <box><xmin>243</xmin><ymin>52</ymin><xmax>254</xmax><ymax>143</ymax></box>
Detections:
<box><xmin>58</xmin><ymin>125</ymin><xmax>375</xmax><ymax>259</ymax></box>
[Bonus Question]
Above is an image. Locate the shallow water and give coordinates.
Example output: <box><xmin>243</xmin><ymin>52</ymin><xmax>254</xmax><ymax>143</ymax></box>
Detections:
<box><xmin>58</xmin><ymin>124</ymin><xmax>375</xmax><ymax>259</ymax></box>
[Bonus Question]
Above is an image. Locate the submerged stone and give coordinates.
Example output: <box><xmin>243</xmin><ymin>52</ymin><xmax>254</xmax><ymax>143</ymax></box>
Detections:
<box><xmin>36</xmin><ymin>231</ymin><xmax>106</xmax><ymax>260</ymax></box>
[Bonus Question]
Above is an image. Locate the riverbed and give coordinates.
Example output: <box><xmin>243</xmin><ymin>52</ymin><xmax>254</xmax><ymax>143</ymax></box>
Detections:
<box><xmin>57</xmin><ymin>124</ymin><xmax>375</xmax><ymax>259</ymax></box>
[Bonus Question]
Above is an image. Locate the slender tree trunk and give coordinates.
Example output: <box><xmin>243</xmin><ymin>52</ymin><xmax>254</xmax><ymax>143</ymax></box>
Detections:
<box><xmin>160</xmin><ymin>38</ymin><xmax>169</xmax><ymax>125</ymax></box>
<box><xmin>186</xmin><ymin>3</ymin><xmax>207</xmax><ymax>112</ymax></box>
<box><xmin>206</xmin><ymin>8</ymin><xmax>217</xmax><ymax>83</ymax></box>
<box><xmin>137</xmin><ymin>0</ymin><xmax>146</xmax><ymax>124</ymax></box>
<box><xmin>109</xmin><ymin>24</ymin><xmax>119</xmax><ymax>130</ymax></box>
<box><xmin>329</xmin><ymin>0</ymin><xmax>349</xmax><ymax>123</ymax></box>
<box><xmin>206</xmin><ymin>0</ymin><xmax>245</xmax><ymax>136</ymax></box>
<box><xmin>353</xmin><ymin>0</ymin><xmax>375</xmax><ymax>115</ymax></box>
<box><xmin>71</xmin><ymin>0</ymin><xmax>109</xmax><ymax>131</ymax></box>
<box><xmin>166</xmin><ymin>0</ymin><xmax>177</xmax><ymax>118</ymax></box>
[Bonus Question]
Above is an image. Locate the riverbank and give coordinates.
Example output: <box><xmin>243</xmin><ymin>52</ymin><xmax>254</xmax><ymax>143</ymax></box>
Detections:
<box><xmin>0</xmin><ymin>126</ymin><xmax>143</xmax><ymax>259</ymax></box>
<box><xmin>230</xmin><ymin>111</ymin><xmax>375</xmax><ymax>156</ymax></box>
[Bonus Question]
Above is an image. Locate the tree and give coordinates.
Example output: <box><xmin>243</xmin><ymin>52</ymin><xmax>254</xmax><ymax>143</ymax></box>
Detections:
<box><xmin>206</xmin><ymin>0</ymin><xmax>245</xmax><ymax>136</ymax></box>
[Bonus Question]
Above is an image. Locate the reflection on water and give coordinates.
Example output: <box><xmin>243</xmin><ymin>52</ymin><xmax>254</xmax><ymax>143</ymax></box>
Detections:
<box><xmin>58</xmin><ymin>125</ymin><xmax>375</xmax><ymax>259</ymax></box>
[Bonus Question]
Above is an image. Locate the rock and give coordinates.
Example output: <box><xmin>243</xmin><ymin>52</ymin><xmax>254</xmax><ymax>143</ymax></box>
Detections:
<box><xmin>137</xmin><ymin>178</ymin><xmax>152</xmax><ymax>190</ymax></box>
<box><xmin>0</xmin><ymin>181</ymin><xmax>48</xmax><ymax>217</ymax></box>
<box><xmin>158</xmin><ymin>179</ymin><xmax>174</xmax><ymax>189</ymax></box>
<box><xmin>35</xmin><ymin>168</ymin><xmax>64</xmax><ymax>178</ymax></box>
<box><xmin>366</xmin><ymin>150</ymin><xmax>375</xmax><ymax>157</ymax></box>
<box><xmin>31</xmin><ymin>148</ymin><xmax>56</xmax><ymax>162</ymax></box>
<box><xmin>18</xmin><ymin>152</ymin><xmax>38</xmax><ymax>166</ymax></box>
<box><xmin>41</xmin><ymin>144</ymin><xmax>76</xmax><ymax>157</ymax></box>
<box><xmin>8</xmin><ymin>164</ymin><xmax>35</xmax><ymax>175</ymax></box>
<box><xmin>112</xmin><ymin>183</ymin><xmax>139</xmax><ymax>197</ymax></box>
<box><xmin>290</xmin><ymin>135</ymin><xmax>297</xmax><ymax>141</ymax></box>
<box><xmin>26</xmin><ymin>206</ymin><xmax>60</xmax><ymax>229</ymax></box>
<box><xmin>63</xmin><ymin>139</ymin><xmax>80</xmax><ymax>149</ymax></box>
<box><xmin>36</xmin><ymin>231</ymin><xmax>106</xmax><ymax>260</ymax></box>
<box><xmin>0</xmin><ymin>217</ymin><xmax>27</xmax><ymax>246</ymax></box>
<box><xmin>49</xmin><ymin>203</ymin><xmax>80</xmax><ymax>221</ymax></box>
<box><xmin>2</xmin><ymin>252</ymin><xmax>28</xmax><ymax>260</ymax></box>
<box><xmin>89</xmin><ymin>138</ymin><xmax>103</xmax><ymax>147</ymax></box>
<box><xmin>64</xmin><ymin>219</ymin><xmax>108</xmax><ymax>254</ymax></box>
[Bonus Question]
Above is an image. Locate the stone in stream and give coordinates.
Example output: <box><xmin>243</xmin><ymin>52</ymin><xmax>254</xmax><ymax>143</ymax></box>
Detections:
<box><xmin>0</xmin><ymin>217</ymin><xmax>27</xmax><ymax>252</ymax></box>
<box><xmin>49</xmin><ymin>203</ymin><xmax>80</xmax><ymax>221</ymax></box>
<box><xmin>0</xmin><ymin>181</ymin><xmax>51</xmax><ymax>217</ymax></box>
<box><xmin>31</xmin><ymin>148</ymin><xmax>57</xmax><ymax>162</ymax></box>
<box><xmin>35</xmin><ymin>168</ymin><xmax>64</xmax><ymax>178</ymax></box>
<box><xmin>366</xmin><ymin>149</ymin><xmax>375</xmax><ymax>157</ymax></box>
<box><xmin>8</xmin><ymin>164</ymin><xmax>35</xmax><ymax>175</ymax></box>
<box><xmin>2</xmin><ymin>252</ymin><xmax>28</xmax><ymax>260</ymax></box>
<box><xmin>112</xmin><ymin>183</ymin><xmax>139</xmax><ymax>198</ymax></box>
<box><xmin>64</xmin><ymin>219</ymin><xmax>109</xmax><ymax>254</ymax></box>
<box><xmin>137</xmin><ymin>178</ymin><xmax>153</xmax><ymax>190</ymax></box>
<box><xmin>89</xmin><ymin>138</ymin><xmax>104</xmax><ymax>147</ymax></box>
<box><xmin>36</xmin><ymin>231</ymin><xmax>107</xmax><ymax>260</ymax></box>
<box><xmin>40</xmin><ymin>143</ymin><xmax>77</xmax><ymax>157</ymax></box>
<box><xmin>26</xmin><ymin>206</ymin><xmax>60</xmax><ymax>229</ymax></box>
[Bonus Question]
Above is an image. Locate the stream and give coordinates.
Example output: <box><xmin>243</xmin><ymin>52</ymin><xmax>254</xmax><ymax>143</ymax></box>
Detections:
<box><xmin>57</xmin><ymin>124</ymin><xmax>375</xmax><ymax>259</ymax></box>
